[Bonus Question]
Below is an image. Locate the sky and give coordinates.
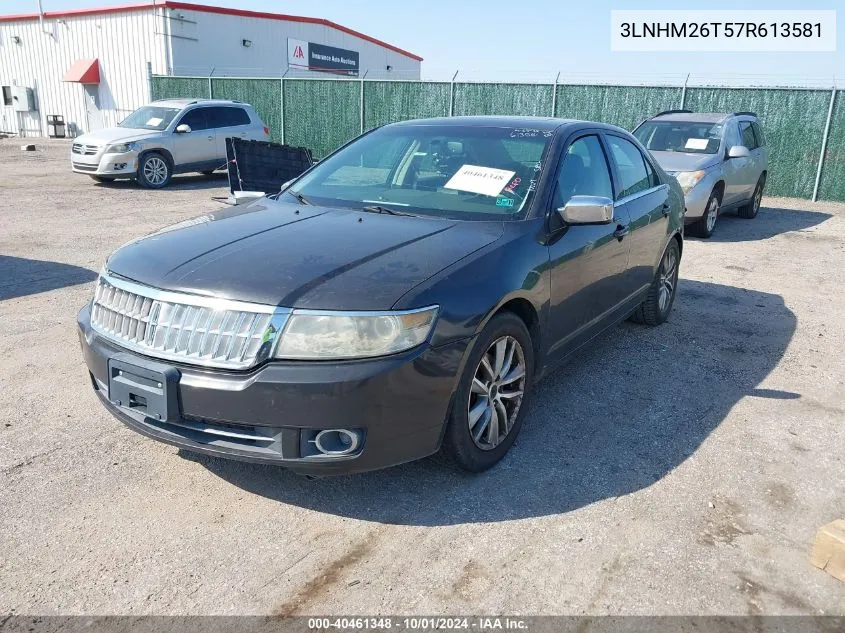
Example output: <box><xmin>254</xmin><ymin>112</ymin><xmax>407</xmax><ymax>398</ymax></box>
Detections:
<box><xmin>3</xmin><ymin>0</ymin><xmax>843</xmax><ymax>86</ymax></box>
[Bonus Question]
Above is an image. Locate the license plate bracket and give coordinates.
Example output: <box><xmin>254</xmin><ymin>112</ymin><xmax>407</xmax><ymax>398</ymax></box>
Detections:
<box><xmin>108</xmin><ymin>356</ymin><xmax>180</xmax><ymax>423</ymax></box>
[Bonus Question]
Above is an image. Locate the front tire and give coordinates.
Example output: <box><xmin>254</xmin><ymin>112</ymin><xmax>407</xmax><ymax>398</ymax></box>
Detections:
<box><xmin>443</xmin><ymin>312</ymin><xmax>534</xmax><ymax>473</ymax></box>
<box><xmin>738</xmin><ymin>174</ymin><xmax>765</xmax><ymax>219</ymax></box>
<box><xmin>688</xmin><ymin>188</ymin><xmax>720</xmax><ymax>238</ymax></box>
<box><xmin>629</xmin><ymin>239</ymin><xmax>680</xmax><ymax>326</ymax></box>
<box><xmin>137</xmin><ymin>152</ymin><xmax>172</xmax><ymax>189</ymax></box>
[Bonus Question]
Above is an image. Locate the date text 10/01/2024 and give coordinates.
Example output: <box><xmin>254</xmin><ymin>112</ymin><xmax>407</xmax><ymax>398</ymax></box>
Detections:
<box><xmin>307</xmin><ymin>617</ymin><xmax>529</xmax><ymax>630</ymax></box>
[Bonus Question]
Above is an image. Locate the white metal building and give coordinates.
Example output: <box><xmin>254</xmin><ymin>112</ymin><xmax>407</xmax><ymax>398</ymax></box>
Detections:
<box><xmin>0</xmin><ymin>1</ymin><xmax>422</xmax><ymax>137</ymax></box>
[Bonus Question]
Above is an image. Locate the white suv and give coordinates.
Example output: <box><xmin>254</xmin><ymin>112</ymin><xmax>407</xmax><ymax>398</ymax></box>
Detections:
<box><xmin>70</xmin><ymin>99</ymin><xmax>269</xmax><ymax>188</ymax></box>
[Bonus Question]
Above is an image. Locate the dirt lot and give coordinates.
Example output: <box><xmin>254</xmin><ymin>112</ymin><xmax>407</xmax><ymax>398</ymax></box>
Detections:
<box><xmin>1</xmin><ymin>139</ymin><xmax>844</xmax><ymax>616</ymax></box>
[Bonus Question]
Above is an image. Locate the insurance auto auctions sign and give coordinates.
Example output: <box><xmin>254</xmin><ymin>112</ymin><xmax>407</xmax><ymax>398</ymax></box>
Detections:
<box><xmin>287</xmin><ymin>38</ymin><xmax>360</xmax><ymax>76</ymax></box>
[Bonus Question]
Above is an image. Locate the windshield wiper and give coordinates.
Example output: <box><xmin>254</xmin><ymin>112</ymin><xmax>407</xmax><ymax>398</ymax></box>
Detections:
<box><xmin>361</xmin><ymin>205</ymin><xmax>416</xmax><ymax>217</ymax></box>
<box><xmin>286</xmin><ymin>189</ymin><xmax>311</xmax><ymax>205</ymax></box>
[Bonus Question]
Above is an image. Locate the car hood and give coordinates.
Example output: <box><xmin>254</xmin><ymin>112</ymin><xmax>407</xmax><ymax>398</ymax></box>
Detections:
<box><xmin>650</xmin><ymin>151</ymin><xmax>721</xmax><ymax>173</ymax></box>
<box><xmin>74</xmin><ymin>127</ymin><xmax>161</xmax><ymax>146</ymax></box>
<box><xmin>105</xmin><ymin>199</ymin><xmax>504</xmax><ymax>310</ymax></box>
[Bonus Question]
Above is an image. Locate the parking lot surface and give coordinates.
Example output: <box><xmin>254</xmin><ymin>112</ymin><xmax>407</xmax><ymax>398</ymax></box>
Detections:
<box><xmin>1</xmin><ymin>139</ymin><xmax>844</xmax><ymax>615</ymax></box>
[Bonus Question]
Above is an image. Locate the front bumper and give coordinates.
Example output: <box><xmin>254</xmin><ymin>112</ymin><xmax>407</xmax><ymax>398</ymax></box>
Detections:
<box><xmin>77</xmin><ymin>303</ymin><xmax>469</xmax><ymax>475</ymax></box>
<box><xmin>71</xmin><ymin>150</ymin><xmax>138</xmax><ymax>177</ymax></box>
<box><xmin>679</xmin><ymin>172</ymin><xmax>719</xmax><ymax>222</ymax></box>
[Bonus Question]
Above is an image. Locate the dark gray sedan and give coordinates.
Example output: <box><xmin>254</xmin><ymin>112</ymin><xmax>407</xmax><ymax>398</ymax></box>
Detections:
<box><xmin>78</xmin><ymin>116</ymin><xmax>684</xmax><ymax>475</ymax></box>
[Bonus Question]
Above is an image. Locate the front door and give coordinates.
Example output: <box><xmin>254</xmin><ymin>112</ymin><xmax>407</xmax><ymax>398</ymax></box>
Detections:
<box><xmin>547</xmin><ymin>133</ymin><xmax>632</xmax><ymax>360</ymax></box>
<box><xmin>170</xmin><ymin>107</ymin><xmax>217</xmax><ymax>168</ymax></box>
<box><xmin>604</xmin><ymin>133</ymin><xmax>670</xmax><ymax>293</ymax></box>
<box><xmin>83</xmin><ymin>84</ymin><xmax>103</xmax><ymax>132</ymax></box>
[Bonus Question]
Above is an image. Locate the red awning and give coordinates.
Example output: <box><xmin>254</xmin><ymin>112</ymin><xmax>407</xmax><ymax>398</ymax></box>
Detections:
<box><xmin>63</xmin><ymin>58</ymin><xmax>100</xmax><ymax>84</ymax></box>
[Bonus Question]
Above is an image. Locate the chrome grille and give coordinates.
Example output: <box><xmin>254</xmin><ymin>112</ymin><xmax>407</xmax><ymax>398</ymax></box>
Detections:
<box><xmin>72</xmin><ymin>143</ymin><xmax>99</xmax><ymax>155</ymax></box>
<box><xmin>90</xmin><ymin>275</ymin><xmax>289</xmax><ymax>370</ymax></box>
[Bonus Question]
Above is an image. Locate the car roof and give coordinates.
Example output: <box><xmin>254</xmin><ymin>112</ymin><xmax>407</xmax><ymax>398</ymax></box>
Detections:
<box><xmin>150</xmin><ymin>98</ymin><xmax>248</xmax><ymax>109</ymax></box>
<box><xmin>386</xmin><ymin>115</ymin><xmax>629</xmax><ymax>135</ymax></box>
<box><xmin>651</xmin><ymin>112</ymin><xmax>757</xmax><ymax>123</ymax></box>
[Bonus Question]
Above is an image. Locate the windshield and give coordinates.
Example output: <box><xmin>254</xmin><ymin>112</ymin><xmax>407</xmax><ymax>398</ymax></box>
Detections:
<box><xmin>634</xmin><ymin>121</ymin><xmax>723</xmax><ymax>155</ymax></box>
<box><xmin>289</xmin><ymin>124</ymin><xmax>553</xmax><ymax>220</ymax></box>
<box><xmin>119</xmin><ymin>106</ymin><xmax>181</xmax><ymax>131</ymax></box>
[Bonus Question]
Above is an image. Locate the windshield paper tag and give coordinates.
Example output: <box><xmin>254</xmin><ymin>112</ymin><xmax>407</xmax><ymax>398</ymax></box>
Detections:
<box><xmin>685</xmin><ymin>138</ymin><xmax>709</xmax><ymax>150</ymax></box>
<box><xmin>444</xmin><ymin>165</ymin><xmax>516</xmax><ymax>197</ymax></box>
<box><xmin>146</xmin><ymin>117</ymin><xmax>163</xmax><ymax>126</ymax></box>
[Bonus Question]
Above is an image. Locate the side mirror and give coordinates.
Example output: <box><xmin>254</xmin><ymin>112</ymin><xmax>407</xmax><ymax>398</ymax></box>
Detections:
<box><xmin>175</xmin><ymin>124</ymin><xmax>192</xmax><ymax>134</ymax></box>
<box><xmin>727</xmin><ymin>145</ymin><xmax>750</xmax><ymax>159</ymax></box>
<box><xmin>280</xmin><ymin>178</ymin><xmax>294</xmax><ymax>191</ymax></box>
<box><xmin>557</xmin><ymin>195</ymin><xmax>614</xmax><ymax>225</ymax></box>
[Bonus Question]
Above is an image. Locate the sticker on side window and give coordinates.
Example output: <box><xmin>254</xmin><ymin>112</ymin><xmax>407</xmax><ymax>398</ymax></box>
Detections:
<box><xmin>685</xmin><ymin>138</ymin><xmax>709</xmax><ymax>150</ymax></box>
<box><xmin>444</xmin><ymin>165</ymin><xmax>516</xmax><ymax>197</ymax></box>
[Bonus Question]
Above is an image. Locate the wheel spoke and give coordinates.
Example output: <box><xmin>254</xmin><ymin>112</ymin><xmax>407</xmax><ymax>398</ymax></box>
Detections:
<box><xmin>468</xmin><ymin>397</ymin><xmax>488</xmax><ymax>428</ymax></box>
<box><xmin>480</xmin><ymin>356</ymin><xmax>495</xmax><ymax>382</ymax></box>
<box><xmin>494</xmin><ymin>399</ymin><xmax>509</xmax><ymax>434</ymax></box>
<box><xmin>493</xmin><ymin>339</ymin><xmax>508</xmax><ymax>376</ymax></box>
<box><xmin>472</xmin><ymin>405</ymin><xmax>492</xmax><ymax>442</ymax></box>
<box><xmin>499</xmin><ymin>340</ymin><xmax>516</xmax><ymax>380</ymax></box>
<box><xmin>471</xmin><ymin>377</ymin><xmax>488</xmax><ymax>394</ymax></box>
<box><xmin>499</xmin><ymin>365</ymin><xmax>525</xmax><ymax>386</ymax></box>
<box><xmin>486</xmin><ymin>403</ymin><xmax>500</xmax><ymax>445</ymax></box>
<box><xmin>498</xmin><ymin>388</ymin><xmax>523</xmax><ymax>400</ymax></box>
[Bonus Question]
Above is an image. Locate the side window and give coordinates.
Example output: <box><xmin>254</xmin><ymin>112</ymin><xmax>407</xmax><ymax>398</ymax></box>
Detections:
<box><xmin>209</xmin><ymin>106</ymin><xmax>251</xmax><ymax>128</ymax></box>
<box><xmin>606</xmin><ymin>135</ymin><xmax>651</xmax><ymax>200</ymax></box>
<box><xmin>642</xmin><ymin>154</ymin><xmax>660</xmax><ymax>187</ymax></box>
<box><xmin>751</xmin><ymin>121</ymin><xmax>765</xmax><ymax>147</ymax></box>
<box><xmin>739</xmin><ymin>122</ymin><xmax>758</xmax><ymax>150</ymax></box>
<box><xmin>552</xmin><ymin>135</ymin><xmax>613</xmax><ymax>209</ymax></box>
<box><xmin>724</xmin><ymin>121</ymin><xmax>741</xmax><ymax>150</ymax></box>
<box><xmin>177</xmin><ymin>108</ymin><xmax>210</xmax><ymax>132</ymax></box>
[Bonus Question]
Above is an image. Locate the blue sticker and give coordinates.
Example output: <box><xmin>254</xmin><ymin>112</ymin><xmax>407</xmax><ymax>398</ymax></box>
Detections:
<box><xmin>496</xmin><ymin>197</ymin><xmax>515</xmax><ymax>207</ymax></box>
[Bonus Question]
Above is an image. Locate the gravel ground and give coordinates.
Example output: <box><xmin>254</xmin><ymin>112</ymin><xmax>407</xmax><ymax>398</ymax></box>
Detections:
<box><xmin>1</xmin><ymin>139</ymin><xmax>843</xmax><ymax>616</ymax></box>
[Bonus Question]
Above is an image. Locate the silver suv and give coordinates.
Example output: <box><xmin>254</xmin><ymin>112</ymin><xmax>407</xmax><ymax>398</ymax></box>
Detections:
<box><xmin>634</xmin><ymin>111</ymin><xmax>768</xmax><ymax>238</ymax></box>
<box><xmin>70</xmin><ymin>99</ymin><xmax>269</xmax><ymax>188</ymax></box>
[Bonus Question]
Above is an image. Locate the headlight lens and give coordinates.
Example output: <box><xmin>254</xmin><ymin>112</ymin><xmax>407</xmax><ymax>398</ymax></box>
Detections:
<box><xmin>673</xmin><ymin>170</ymin><xmax>707</xmax><ymax>194</ymax></box>
<box><xmin>275</xmin><ymin>306</ymin><xmax>439</xmax><ymax>360</ymax></box>
<box><xmin>105</xmin><ymin>142</ymin><xmax>138</xmax><ymax>153</ymax></box>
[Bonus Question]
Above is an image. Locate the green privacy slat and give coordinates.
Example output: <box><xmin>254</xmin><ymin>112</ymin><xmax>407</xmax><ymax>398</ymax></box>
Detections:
<box><xmin>211</xmin><ymin>78</ymin><xmax>282</xmax><ymax>143</ymax></box>
<box><xmin>150</xmin><ymin>76</ymin><xmax>209</xmax><ymax>101</ymax></box>
<box><xmin>554</xmin><ymin>85</ymin><xmax>682</xmax><ymax>130</ymax></box>
<box><xmin>803</xmin><ymin>91</ymin><xmax>841</xmax><ymax>203</ymax></box>
<box><xmin>685</xmin><ymin>88</ymin><xmax>831</xmax><ymax>199</ymax></box>
<box><xmin>364</xmin><ymin>81</ymin><xmax>450</xmax><ymax>130</ymax></box>
<box><xmin>283</xmin><ymin>79</ymin><xmax>360</xmax><ymax>159</ymax></box>
<box><xmin>149</xmin><ymin>76</ymin><xmax>845</xmax><ymax>202</ymax></box>
<box><xmin>454</xmin><ymin>83</ymin><xmax>554</xmax><ymax>117</ymax></box>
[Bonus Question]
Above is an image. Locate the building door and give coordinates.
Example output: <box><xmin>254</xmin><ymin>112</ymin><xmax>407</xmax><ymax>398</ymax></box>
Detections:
<box><xmin>83</xmin><ymin>84</ymin><xmax>103</xmax><ymax>132</ymax></box>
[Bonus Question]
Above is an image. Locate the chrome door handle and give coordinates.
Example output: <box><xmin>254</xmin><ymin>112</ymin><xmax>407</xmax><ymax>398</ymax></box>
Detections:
<box><xmin>207</xmin><ymin>135</ymin><xmax>214</xmax><ymax>141</ymax></box>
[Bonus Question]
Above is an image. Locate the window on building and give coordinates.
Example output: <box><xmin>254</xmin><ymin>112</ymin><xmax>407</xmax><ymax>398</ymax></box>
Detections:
<box><xmin>2</xmin><ymin>86</ymin><xmax>12</xmax><ymax>107</ymax></box>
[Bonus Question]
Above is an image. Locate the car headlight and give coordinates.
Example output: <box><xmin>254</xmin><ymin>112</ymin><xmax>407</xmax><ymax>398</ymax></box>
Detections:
<box><xmin>275</xmin><ymin>306</ymin><xmax>439</xmax><ymax>360</ymax></box>
<box><xmin>105</xmin><ymin>142</ymin><xmax>138</xmax><ymax>153</ymax></box>
<box><xmin>674</xmin><ymin>170</ymin><xmax>707</xmax><ymax>194</ymax></box>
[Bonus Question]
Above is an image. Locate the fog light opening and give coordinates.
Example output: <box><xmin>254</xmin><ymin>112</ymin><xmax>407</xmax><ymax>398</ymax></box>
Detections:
<box><xmin>313</xmin><ymin>429</ymin><xmax>360</xmax><ymax>456</ymax></box>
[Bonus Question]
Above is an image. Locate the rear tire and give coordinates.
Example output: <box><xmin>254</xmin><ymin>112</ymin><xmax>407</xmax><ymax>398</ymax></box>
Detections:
<box><xmin>90</xmin><ymin>175</ymin><xmax>114</xmax><ymax>183</ymax></box>
<box><xmin>629</xmin><ymin>239</ymin><xmax>680</xmax><ymax>327</ymax></box>
<box><xmin>687</xmin><ymin>188</ymin><xmax>721</xmax><ymax>238</ymax></box>
<box><xmin>738</xmin><ymin>174</ymin><xmax>765</xmax><ymax>219</ymax></box>
<box><xmin>137</xmin><ymin>152</ymin><xmax>172</xmax><ymax>189</ymax></box>
<box><xmin>443</xmin><ymin>312</ymin><xmax>534</xmax><ymax>473</ymax></box>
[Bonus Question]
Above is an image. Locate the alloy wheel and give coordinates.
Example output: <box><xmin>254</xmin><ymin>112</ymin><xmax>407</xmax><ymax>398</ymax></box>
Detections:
<box><xmin>467</xmin><ymin>335</ymin><xmax>526</xmax><ymax>450</ymax></box>
<box><xmin>752</xmin><ymin>185</ymin><xmax>762</xmax><ymax>215</ymax></box>
<box><xmin>658</xmin><ymin>246</ymin><xmax>678</xmax><ymax>314</ymax></box>
<box><xmin>143</xmin><ymin>157</ymin><xmax>168</xmax><ymax>186</ymax></box>
<box><xmin>705</xmin><ymin>196</ymin><xmax>719</xmax><ymax>233</ymax></box>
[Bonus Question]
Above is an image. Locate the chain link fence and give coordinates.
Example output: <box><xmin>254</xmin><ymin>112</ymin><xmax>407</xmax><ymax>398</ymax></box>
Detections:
<box><xmin>151</xmin><ymin>74</ymin><xmax>843</xmax><ymax>202</ymax></box>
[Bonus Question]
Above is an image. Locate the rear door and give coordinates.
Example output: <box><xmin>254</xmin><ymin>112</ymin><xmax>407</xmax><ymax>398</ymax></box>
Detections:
<box><xmin>604</xmin><ymin>133</ymin><xmax>670</xmax><ymax>293</ymax></box>
<box><xmin>209</xmin><ymin>106</ymin><xmax>254</xmax><ymax>160</ymax></box>
<box><xmin>171</xmin><ymin>107</ymin><xmax>216</xmax><ymax>167</ymax></box>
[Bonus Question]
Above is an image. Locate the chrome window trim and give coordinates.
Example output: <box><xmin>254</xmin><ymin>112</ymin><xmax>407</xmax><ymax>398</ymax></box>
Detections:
<box><xmin>615</xmin><ymin>183</ymin><xmax>668</xmax><ymax>206</ymax></box>
<box><xmin>287</xmin><ymin>305</ymin><xmax>439</xmax><ymax>318</ymax></box>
